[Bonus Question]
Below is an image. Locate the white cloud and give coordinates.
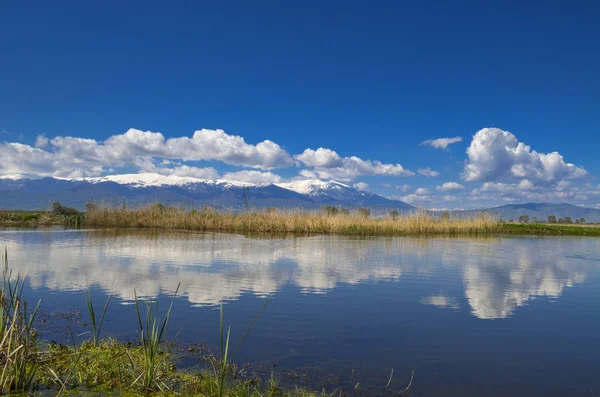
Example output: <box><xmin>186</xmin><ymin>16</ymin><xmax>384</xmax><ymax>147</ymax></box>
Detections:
<box><xmin>417</xmin><ymin>167</ymin><xmax>440</xmax><ymax>177</ymax></box>
<box><xmin>414</xmin><ymin>187</ymin><xmax>429</xmax><ymax>195</ymax></box>
<box><xmin>443</xmin><ymin>195</ymin><xmax>457</xmax><ymax>201</ymax></box>
<box><xmin>400</xmin><ymin>193</ymin><xmax>430</xmax><ymax>206</ymax></box>
<box><xmin>421</xmin><ymin>136</ymin><xmax>463</xmax><ymax>149</ymax></box>
<box><xmin>353</xmin><ymin>182</ymin><xmax>370</xmax><ymax>192</ymax></box>
<box><xmin>294</xmin><ymin>148</ymin><xmax>343</xmax><ymax>168</ymax></box>
<box><xmin>34</xmin><ymin>135</ymin><xmax>49</xmax><ymax>148</ymax></box>
<box><xmin>221</xmin><ymin>170</ymin><xmax>282</xmax><ymax>184</ymax></box>
<box><xmin>0</xmin><ymin>128</ymin><xmax>294</xmax><ymax>178</ymax></box>
<box><xmin>436</xmin><ymin>182</ymin><xmax>465</xmax><ymax>192</ymax></box>
<box><xmin>469</xmin><ymin>180</ymin><xmax>600</xmax><ymax>204</ymax></box>
<box><xmin>463</xmin><ymin>128</ymin><xmax>587</xmax><ymax>184</ymax></box>
<box><xmin>396</xmin><ymin>184</ymin><xmax>411</xmax><ymax>192</ymax></box>
<box><xmin>295</xmin><ymin>147</ymin><xmax>414</xmax><ymax>181</ymax></box>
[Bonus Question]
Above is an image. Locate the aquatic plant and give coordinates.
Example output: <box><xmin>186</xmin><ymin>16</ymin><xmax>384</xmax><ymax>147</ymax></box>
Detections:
<box><xmin>84</xmin><ymin>280</ymin><xmax>112</xmax><ymax>347</ymax></box>
<box><xmin>0</xmin><ymin>248</ymin><xmax>40</xmax><ymax>393</ymax></box>
<box><xmin>216</xmin><ymin>299</ymin><xmax>270</xmax><ymax>397</ymax></box>
<box><xmin>132</xmin><ymin>283</ymin><xmax>180</xmax><ymax>392</ymax></box>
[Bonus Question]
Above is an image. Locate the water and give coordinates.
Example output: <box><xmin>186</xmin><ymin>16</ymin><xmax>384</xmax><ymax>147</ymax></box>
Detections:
<box><xmin>2</xmin><ymin>227</ymin><xmax>600</xmax><ymax>396</ymax></box>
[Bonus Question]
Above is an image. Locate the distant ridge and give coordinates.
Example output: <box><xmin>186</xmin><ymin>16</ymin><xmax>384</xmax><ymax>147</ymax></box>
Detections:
<box><xmin>477</xmin><ymin>203</ymin><xmax>600</xmax><ymax>223</ymax></box>
<box><xmin>0</xmin><ymin>173</ymin><xmax>414</xmax><ymax>212</ymax></box>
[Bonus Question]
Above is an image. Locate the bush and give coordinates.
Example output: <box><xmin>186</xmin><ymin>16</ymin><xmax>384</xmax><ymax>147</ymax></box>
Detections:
<box><xmin>357</xmin><ymin>208</ymin><xmax>371</xmax><ymax>218</ymax></box>
<box><xmin>51</xmin><ymin>202</ymin><xmax>81</xmax><ymax>216</ymax></box>
<box><xmin>323</xmin><ymin>206</ymin><xmax>339</xmax><ymax>217</ymax></box>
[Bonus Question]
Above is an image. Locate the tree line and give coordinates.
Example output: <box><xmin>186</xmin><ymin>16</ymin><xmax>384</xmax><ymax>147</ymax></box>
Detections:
<box><xmin>512</xmin><ymin>215</ymin><xmax>586</xmax><ymax>224</ymax></box>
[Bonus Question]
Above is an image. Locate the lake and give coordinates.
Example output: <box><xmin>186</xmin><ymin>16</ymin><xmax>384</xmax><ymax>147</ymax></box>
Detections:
<box><xmin>2</xmin><ymin>227</ymin><xmax>600</xmax><ymax>396</ymax></box>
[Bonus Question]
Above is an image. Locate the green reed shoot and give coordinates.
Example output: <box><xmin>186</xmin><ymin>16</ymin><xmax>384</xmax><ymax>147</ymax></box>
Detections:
<box><xmin>84</xmin><ymin>279</ymin><xmax>112</xmax><ymax>347</ymax></box>
<box><xmin>0</xmin><ymin>248</ymin><xmax>40</xmax><ymax>393</ymax></box>
<box><xmin>132</xmin><ymin>283</ymin><xmax>180</xmax><ymax>392</ymax></box>
<box><xmin>216</xmin><ymin>298</ymin><xmax>271</xmax><ymax>397</ymax></box>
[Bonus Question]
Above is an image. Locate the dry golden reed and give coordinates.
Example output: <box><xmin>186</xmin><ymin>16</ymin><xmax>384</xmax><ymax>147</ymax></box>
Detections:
<box><xmin>85</xmin><ymin>205</ymin><xmax>501</xmax><ymax>236</ymax></box>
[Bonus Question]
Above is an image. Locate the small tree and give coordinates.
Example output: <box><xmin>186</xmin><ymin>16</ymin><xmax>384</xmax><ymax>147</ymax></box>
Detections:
<box><xmin>558</xmin><ymin>218</ymin><xmax>565</xmax><ymax>224</ymax></box>
<box><xmin>323</xmin><ymin>206</ymin><xmax>339</xmax><ymax>217</ymax></box>
<box><xmin>518</xmin><ymin>215</ymin><xmax>529</xmax><ymax>224</ymax></box>
<box><xmin>85</xmin><ymin>201</ymin><xmax>98</xmax><ymax>213</ymax></box>
<box><xmin>564</xmin><ymin>216</ymin><xmax>573</xmax><ymax>224</ymax></box>
<box><xmin>357</xmin><ymin>208</ymin><xmax>371</xmax><ymax>218</ymax></box>
<box><xmin>548</xmin><ymin>215</ymin><xmax>557</xmax><ymax>224</ymax></box>
<box><xmin>389</xmin><ymin>209</ymin><xmax>399</xmax><ymax>221</ymax></box>
<box><xmin>51</xmin><ymin>201</ymin><xmax>80</xmax><ymax>216</ymax></box>
<box><xmin>532</xmin><ymin>216</ymin><xmax>538</xmax><ymax>224</ymax></box>
<box><xmin>580</xmin><ymin>217</ymin><xmax>586</xmax><ymax>224</ymax></box>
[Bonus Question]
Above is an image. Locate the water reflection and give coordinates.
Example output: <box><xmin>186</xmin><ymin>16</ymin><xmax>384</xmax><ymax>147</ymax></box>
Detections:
<box><xmin>0</xmin><ymin>229</ymin><xmax>597</xmax><ymax>319</ymax></box>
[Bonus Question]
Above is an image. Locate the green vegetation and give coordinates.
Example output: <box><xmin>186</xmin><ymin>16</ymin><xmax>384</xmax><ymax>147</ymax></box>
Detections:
<box><xmin>501</xmin><ymin>223</ymin><xmax>600</xmax><ymax>236</ymax></box>
<box><xmin>0</xmin><ymin>202</ymin><xmax>83</xmax><ymax>226</ymax></box>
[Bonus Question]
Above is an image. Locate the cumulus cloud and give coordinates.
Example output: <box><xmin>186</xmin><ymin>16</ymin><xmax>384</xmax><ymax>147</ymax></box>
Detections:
<box><xmin>353</xmin><ymin>182</ymin><xmax>370</xmax><ymax>192</ymax></box>
<box><xmin>436</xmin><ymin>182</ymin><xmax>465</xmax><ymax>192</ymax></box>
<box><xmin>469</xmin><ymin>180</ymin><xmax>600</xmax><ymax>204</ymax></box>
<box><xmin>414</xmin><ymin>187</ymin><xmax>429</xmax><ymax>195</ymax></box>
<box><xmin>294</xmin><ymin>147</ymin><xmax>414</xmax><ymax>181</ymax></box>
<box><xmin>396</xmin><ymin>184</ymin><xmax>411</xmax><ymax>192</ymax></box>
<box><xmin>421</xmin><ymin>136</ymin><xmax>463</xmax><ymax>149</ymax></box>
<box><xmin>463</xmin><ymin>128</ymin><xmax>587</xmax><ymax>184</ymax></box>
<box><xmin>417</xmin><ymin>167</ymin><xmax>440</xmax><ymax>177</ymax></box>
<box><xmin>294</xmin><ymin>148</ymin><xmax>343</xmax><ymax>168</ymax></box>
<box><xmin>0</xmin><ymin>128</ymin><xmax>294</xmax><ymax>178</ymax></box>
<box><xmin>221</xmin><ymin>170</ymin><xmax>282</xmax><ymax>184</ymax></box>
<box><xmin>399</xmin><ymin>194</ymin><xmax>430</xmax><ymax>206</ymax></box>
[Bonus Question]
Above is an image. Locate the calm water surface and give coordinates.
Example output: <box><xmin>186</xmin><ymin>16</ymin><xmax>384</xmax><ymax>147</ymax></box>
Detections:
<box><xmin>2</xmin><ymin>228</ymin><xmax>600</xmax><ymax>396</ymax></box>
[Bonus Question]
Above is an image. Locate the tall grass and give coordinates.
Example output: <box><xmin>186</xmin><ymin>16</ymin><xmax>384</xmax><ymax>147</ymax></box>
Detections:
<box><xmin>215</xmin><ymin>299</ymin><xmax>271</xmax><ymax>397</ymax></box>
<box><xmin>86</xmin><ymin>205</ymin><xmax>501</xmax><ymax>236</ymax></box>
<box><xmin>0</xmin><ymin>249</ymin><xmax>40</xmax><ymax>393</ymax></box>
<box><xmin>132</xmin><ymin>283</ymin><xmax>180</xmax><ymax>392</ymax></box>
<box><xmin>84</xmin><ymin>280</ymin><xmax>112</xmax><ymax>347</ymax></box>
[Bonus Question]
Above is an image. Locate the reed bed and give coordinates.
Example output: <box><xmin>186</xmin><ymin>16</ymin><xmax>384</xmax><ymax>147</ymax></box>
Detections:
<box><xmin>85</xmin><ymin>205</ymin><xmax>501</xmax><ymax>236</ymax></box>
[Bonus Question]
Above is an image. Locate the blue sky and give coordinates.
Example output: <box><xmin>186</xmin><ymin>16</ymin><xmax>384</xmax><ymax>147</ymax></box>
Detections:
<box><xmin>1</xmin><ymin>0</ymin><xmax>599</xmax><ymax>208</ymax></box>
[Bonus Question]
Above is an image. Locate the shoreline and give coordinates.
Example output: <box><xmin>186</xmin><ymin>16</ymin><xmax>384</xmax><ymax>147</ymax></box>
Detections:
<box><xmin>2</xmin><ymin>208</ymin><xmax>600</xmax><ymax>237</ymax></box>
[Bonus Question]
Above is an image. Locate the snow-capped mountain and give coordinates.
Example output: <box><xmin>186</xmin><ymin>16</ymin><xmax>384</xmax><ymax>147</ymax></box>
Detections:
<box><xmin>0</xmin><ymin>173</ymin><xmax>414</xmax><ymax>211</ymax></box>
<box><xmin>277</xmin><ymin>179</ymin><xmax>413</xmax><ymax>209</ymax></box>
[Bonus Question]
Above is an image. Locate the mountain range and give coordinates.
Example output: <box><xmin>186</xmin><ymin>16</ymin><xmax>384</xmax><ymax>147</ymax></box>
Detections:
<box><xmin>0</xmin><ymin>173</ymin><xmax>413</xmax><ymax>212</ymax></box>
<box><xmin>480</xmin><ymin>203</ymin><xmax>600</xmax><ymax>223</ymax></box>
<box><xmin>1</xmin><ymin>173</ymin><xmax>599</xmax><ymax>222</ymax></box>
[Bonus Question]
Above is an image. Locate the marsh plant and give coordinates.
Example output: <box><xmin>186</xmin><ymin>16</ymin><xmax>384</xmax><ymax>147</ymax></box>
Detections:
<box><xmin>133</xmin><ymin>284</ymin><xmax>180</xmax><ymax>392</ymax></box>
<box><xmin>84</xmin><ymin>280</ymin><xmax>112</xmax><ymax>347</ymax></box>
<box><xmin>86</xmin><ymin>204</ymin><xmax>501</xmax><ymax>236</ymax></box>
<box><xmin>0</xmin><ymin>249</ymin><xmax>40</xmax><ymax>394</ymax></box>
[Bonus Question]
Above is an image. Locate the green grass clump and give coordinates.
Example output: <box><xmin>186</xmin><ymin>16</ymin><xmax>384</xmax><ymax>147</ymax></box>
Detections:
<box><xmin>0</xmin><ymin>249</ymin><xmax>40</xmax><ymax>394</ymax></box>
<box><xmin>501</xmin><ymin>223</ymin><xmax>600</xmax><ymax>237</ymax></box>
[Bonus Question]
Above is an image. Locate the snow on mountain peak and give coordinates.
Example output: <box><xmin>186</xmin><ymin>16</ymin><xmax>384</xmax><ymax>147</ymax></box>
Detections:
<box><xmin>276</xmin><ymin>179</ymin><xmax>351</xmax><ymax>195</ymax></box>
<box><xmin>74</xmin><ymin>173</ymin><xmax>258</xmax><ymax>188</ymax></box>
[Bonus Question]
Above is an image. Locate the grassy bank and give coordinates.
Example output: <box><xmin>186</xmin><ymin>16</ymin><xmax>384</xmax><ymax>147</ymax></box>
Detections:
<box><xmin>0</xmin><ymin>208</ymin><xmax>83</xmax><ymax>227</ymax></box>
<box><xmin>500</xmin><ymin>223</ymin><xmax>600</xmax><ymax>236</ymax></box>
<box><xmin>85</xmin><ymin>205</ymin><xmax>500</xmax><ymax>236</ymax></box>
<box><xmin>2</xmin><ymin>252</ymin><xmax>378</xmax><ymax>397</ymax></box>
